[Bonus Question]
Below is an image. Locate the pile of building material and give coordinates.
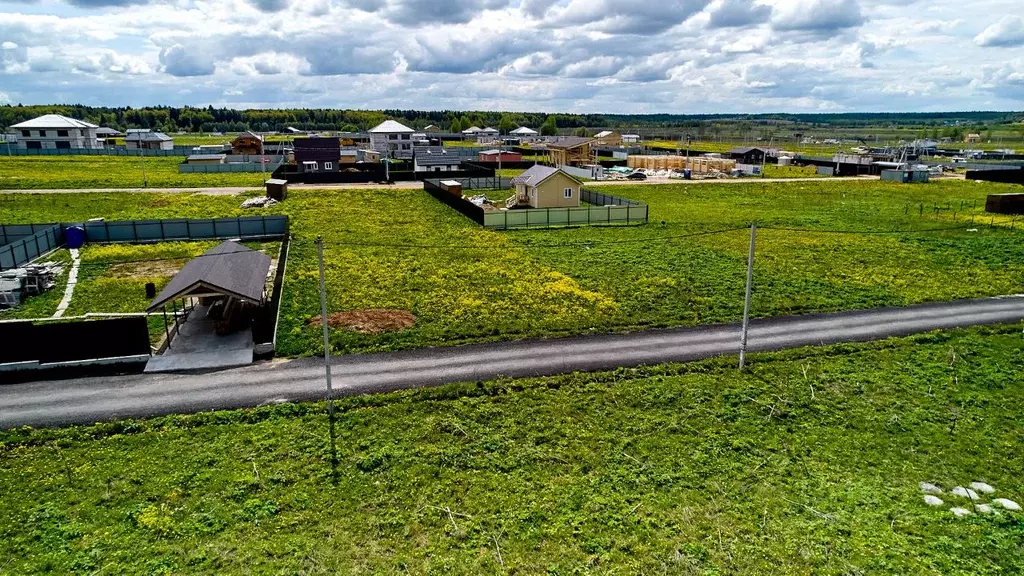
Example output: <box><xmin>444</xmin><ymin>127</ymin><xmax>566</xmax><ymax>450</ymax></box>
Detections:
<box><xmin>0</xmin><ymin>262</ymin><xmax>62</xmax><ymax>309</ymax></box>
<box><xmin>627</xmin><ymin>155</ymin><xmax>737</xmax><ymax>173</ymax></box>
<box><xmin>241</xmin><ymin>196</ymin><xmax>279</xmax><ymax>209</ymax></box>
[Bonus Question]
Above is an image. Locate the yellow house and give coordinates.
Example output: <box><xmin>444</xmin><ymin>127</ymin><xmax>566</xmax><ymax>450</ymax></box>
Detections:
<box><xmin>510</xmin><ymin>165</ymin><xmax>583</xmax><ymax>209</ymax></box>
<box><xmin>965</xmin><ymin>133</ymin><xmax>982</xmax><ymax>143</ymax></box>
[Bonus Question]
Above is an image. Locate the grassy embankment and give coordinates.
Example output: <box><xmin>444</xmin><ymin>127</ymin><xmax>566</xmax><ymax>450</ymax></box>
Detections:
<box><xmin>1</xmin><ymin>326</ymin><xmax>1022</xmax><ymax>574</ymax></box>
<box><xmin>2</xmin><ymin>179</ymin><xmax>1022</xmax><ymax>357</ymax></box>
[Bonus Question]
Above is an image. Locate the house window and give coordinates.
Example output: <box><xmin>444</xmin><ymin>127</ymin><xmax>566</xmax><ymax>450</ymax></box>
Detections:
<box><xmin>39</xmin><ymin>130</ymin><xmax>46</xmax><ymax>137</ymax></box>
<box><xmin>57</xmin><ymin>130</ymin><xmax>69</xmax><ymax>137</ymax></box>
<box><xmin>401</xmin><ymin>134</ymin><xmax>410</xmax><ymax>140</ymax></box>
<box><xmin>56</xmin><ymin>141</ymin><xmax>71</xmax><ymax>149</ymax></box>
<box><xmin>21</xmin><ymin>130</ymin><xmax>29</xmax><ymax>137</ymax></box>
<box><xmin>324</xmin><ymin>162</ymin><xmax>333</xmax><ymax>171</ymax></box>
<box><xmin>434</xmin><ymin>167</ymin><xmax>442</xmax><ymax>172</ymax></box>
<box><xmin>564</xmin><ymin>187</ymin><xmax>573</xmax><ymax>199</ymax></box>
<box><xmin>389</xmin><ymin>134</ymin><xmax>397</xmax><ymax>140</ymax></box>
<box><xmin>26</xmin><ymin>141</ymin><xmax>42</xmax><ymax>149</ymax></box>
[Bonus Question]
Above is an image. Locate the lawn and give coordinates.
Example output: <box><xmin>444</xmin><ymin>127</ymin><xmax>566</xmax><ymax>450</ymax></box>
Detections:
<box><xmin>1</xmin><ymin>326</ymin><xmax>1022</xmax><ymax>574</ymax></box>
<box><xmin>2</xmin><ymin>179</ymin><xmax>1023</xmax><ymax>357</ymax></box>
<box><xmin>0</xmin><ymin>156</ymin><xmax>269</xmax><ymax>190</ymax></box>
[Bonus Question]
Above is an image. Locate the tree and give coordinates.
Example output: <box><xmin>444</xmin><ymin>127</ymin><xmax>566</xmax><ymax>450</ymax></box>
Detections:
<box><xmin>541</xmin><ymin>117</ymin><xmax>558</xmax><ymax>136</ymax></box>
<box><xmin>574</xmin><ymin>127</ymin><xmax>589</xmax><ymax>137</ymax></box>
<box><xmin>498</xmin><ymin>114</ymin><xmax>516</xmax><ymax>135</ymax></box>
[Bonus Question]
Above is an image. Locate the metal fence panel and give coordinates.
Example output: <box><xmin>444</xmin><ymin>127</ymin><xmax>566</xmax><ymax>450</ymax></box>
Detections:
<box><xmin>0</xmin><ymin>225</ymin><xmax>62</xmax><ymax>271</ymax></box>
<box><xmin>78</xmin><ymin>216</ymin><xmax>288</xmax><ymax>244</ymax></box>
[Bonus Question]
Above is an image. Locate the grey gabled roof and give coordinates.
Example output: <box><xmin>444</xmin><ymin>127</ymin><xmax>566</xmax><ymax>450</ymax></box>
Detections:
<box><xmin>127</xmin><ymin>130</ymin><xmax>173</xmax><ymax>142</ymax></box>
<box><xmin>511</xmin><ymin>165</ymin><xmax>558</xmax><ymax>186</ymax></box>
<box><xmin>147</xmin><ymin>241</ymin><xmax>271</xmax><ymax>312</ymax></box>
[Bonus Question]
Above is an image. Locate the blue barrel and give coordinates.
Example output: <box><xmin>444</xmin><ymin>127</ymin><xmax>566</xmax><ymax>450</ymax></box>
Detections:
<box><xmin>65</xmin><ymin>226</ymin><xmax>86</xmax><ymax>249</ymax></box>
<box><xmin>684</xmin><ymin>169</ymin><xmax>692</xmax><ymax>180</ymax></box>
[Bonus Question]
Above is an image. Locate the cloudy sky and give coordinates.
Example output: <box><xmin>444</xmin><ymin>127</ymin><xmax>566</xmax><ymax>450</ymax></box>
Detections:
<box><xmin>1</xmin><ymin>0</ymin><xmax>1022</xmax><ymax>113</ymax></box>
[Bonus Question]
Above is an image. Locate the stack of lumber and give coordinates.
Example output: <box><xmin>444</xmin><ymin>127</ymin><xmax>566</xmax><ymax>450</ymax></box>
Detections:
<box><xmin>627</xmin><ymin>155</ymin><xmax>737</xmax><ymax>173</ymax></box>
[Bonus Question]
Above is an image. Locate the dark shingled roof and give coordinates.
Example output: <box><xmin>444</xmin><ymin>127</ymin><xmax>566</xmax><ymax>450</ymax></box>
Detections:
<box><xmin>146</xmin><ymin>241</ymin><xmax>271</xmax><ymax>312</ymax></box>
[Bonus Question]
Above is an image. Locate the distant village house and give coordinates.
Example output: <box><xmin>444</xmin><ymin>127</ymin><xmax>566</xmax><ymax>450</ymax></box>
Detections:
<box><xmin>9</xmin><ymin>114</ymin><xmax>102</xmax><ymax>150</ymax></box>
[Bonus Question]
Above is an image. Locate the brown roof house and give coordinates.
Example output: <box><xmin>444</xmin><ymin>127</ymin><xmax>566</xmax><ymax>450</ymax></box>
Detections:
<box><xmin>509</xmin><ymin>165</ymin><xmax>583</xmax><ymax>209</ymax></box>
<box><xmin>547</xmin><ymin>137</ymin><xmax>595</xmax><ymax>167</ymax></box>
<box><xmin>232</xmin><ymin>130</ymin><xmax>264</xmax><ymax>155</ymax></box>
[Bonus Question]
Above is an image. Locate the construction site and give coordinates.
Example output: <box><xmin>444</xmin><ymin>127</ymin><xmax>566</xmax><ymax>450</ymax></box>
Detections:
<box><xmin>627</xmin><ymin>154</ymin><xmax>738</xmax><ymax>177</ymax></box>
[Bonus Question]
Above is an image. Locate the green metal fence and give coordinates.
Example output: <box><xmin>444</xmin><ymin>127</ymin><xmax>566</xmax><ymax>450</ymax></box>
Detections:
<box><xmin>482</xmin><ymin>204</ymin><xmax>648</xmax><ymax>230</ymax></box>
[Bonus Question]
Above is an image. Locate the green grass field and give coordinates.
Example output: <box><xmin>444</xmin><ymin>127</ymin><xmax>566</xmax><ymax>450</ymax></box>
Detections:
<box><xmin>2</xmin><ymin>179</ymin><xmax>1022</xmax><ymax>357</ymax></box>
<box><xmin>2</xmin><ymin>326</ymin><xmax>1022</xmax><ymax>574</ymax></box>
<box><xmin>0</xmin><ymin>156</ymin><xmax>269</xmax><ymax>190</ymax></box>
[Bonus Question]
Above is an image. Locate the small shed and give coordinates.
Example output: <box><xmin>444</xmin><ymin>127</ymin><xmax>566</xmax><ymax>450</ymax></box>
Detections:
<box><xmin>265</xmin><ymin>179</ymin><xmax>288</xmax><ymax>200</ymax></box>
<box><xmin>479</xmin><ymin>149</ymin><xmax>522</xmax><ymax>163</ymax></box>
<box><xmin>881</xmin><ymin>169</ymin><xmax>930</xmax><ymax>184</ymax></box>
<box><xmin>727</xmin><ymin>147</ymin><xmax>767</xmax><ymax>164</ymax></box>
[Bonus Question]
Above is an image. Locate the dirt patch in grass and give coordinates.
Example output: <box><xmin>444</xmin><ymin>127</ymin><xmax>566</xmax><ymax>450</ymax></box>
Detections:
<box><xmin>107</xmin><ymin>260</ymin><xmax>182</xmax><ymax>279</ymax></box>
<box><xmin>310</xmin><ymin>309</ymin><xmax>417</xmax><ymax>334</ymax></box>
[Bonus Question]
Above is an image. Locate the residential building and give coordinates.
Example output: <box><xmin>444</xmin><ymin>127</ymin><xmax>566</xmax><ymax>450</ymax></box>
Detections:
<box><xmin>462</xmin><ymin>126</ymin><xmax>482</xmax><ymax>135</ymax></box>
<box><xmin>510</xmin><ymin>165</ymin><xmax>583</xmax><ymax>209</ymax></box>
<box><xmin>95</xmin><ymin>127</ymin><xmax>123</xmax><ymax>147</ymax></box>
<box><xmin>965</xmin><ymin>133</ymin><xmax>982</xmax><ymax>143</ymax></box>
<box><xmin>414</xmin><ymin>153</ymin><xmax>462</xmax><ymax>172</ymax></box>
<box><xmin>9</xmin><ymin>114</ymin><xmax>101</xmax><ymax>150</ymax></box>
<box><xmin>339</xmin><ymin>149</ymin><xmax>358</xmax><ymax>164</ymax></box>
<box><xmin>232</xmin><ymin>130</ymin><xmax>264</xmax><ymax>155</ymax></box>
<box><xmin>126</xmin><ymin>129</ymin><xmax>174</xmax><ymax>151</ymax></box>
<box><xmin>369</xmin><ymin>120</ymin><xmax>415</xmax><ymax>158</ymax></box>
<box><xmin>548</xmin><ymin>137</ymin><xmax>595</xmax><ymax>167</ymax></box>
<box><xmin>478</xmin><ymin>150</ymin><xmax>523</xmax><ymax>163</ymax></box>
<box><xmin>594</xmin><ymin>130</ymin><xmax>623</xmax><ymax>146</ymax></box>
<box><xmin>293</xmin><ymin>137</ymin><xmax>340</xmax><ymax>172</ymax></box>
<box><xmin>622</xmin><ymin>134</ymin><xmax>641</xmax><ymax>144</ymax></box>
<box><xmin>727</xmin><ymin>147</ymin><xmax>767</xmax><ymax>164</ymax></box>
<box><xmin>510</xmin><ymin>127</ymin><xmax>538</xmax><ymax>137</ymax></box>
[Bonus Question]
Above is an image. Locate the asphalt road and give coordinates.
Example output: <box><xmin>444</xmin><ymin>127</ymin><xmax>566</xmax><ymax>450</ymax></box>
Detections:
<box><xmin>2</xmin><ymin>296</ymin><xmax>1022</xmax><ymax>429</ymax></box>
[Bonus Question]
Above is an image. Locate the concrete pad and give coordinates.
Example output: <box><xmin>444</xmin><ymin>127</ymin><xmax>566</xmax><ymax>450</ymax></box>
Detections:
<box><xmin>145</xmin><ymin>304</ymin><xmax>253</xmax><ymax>374</ymax></box>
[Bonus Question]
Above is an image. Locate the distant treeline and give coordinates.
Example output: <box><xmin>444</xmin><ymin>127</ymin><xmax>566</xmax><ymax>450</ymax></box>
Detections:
<box><xmin>0</xmin><ymin>104</ymin><xmax>1021</xmax><ymax>135</ymax></box>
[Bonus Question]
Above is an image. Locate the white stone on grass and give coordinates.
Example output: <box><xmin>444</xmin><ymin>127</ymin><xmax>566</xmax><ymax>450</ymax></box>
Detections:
<box><xmin>950</xmin><ymin>507</ymin><xmax>973</xmax><ymax>517</ymax></box>
<box><xmin>923</xmin><ymin>495</ymin><xmax>944</xmax><ymax>506</ymax></box>
<box><xmin>992</xmin><ymin>498</ymin><xmax>1021</xmax><ymax>511</ymax></box>
<box><xmin>951</xmin><ymin>487</ymin><xmax>980</xmax><ymax>500</ymax></box>
<box><xmin>975</xmin><ymin>504</ymin><xmax>998</xmax><ymax>515</ymax></box>
<box><xmin>919</xmin><ymin>482</ymin><xmax>943</xmax><ymax>494</ymax></box>
<box><xmin>970</xmin><ymin>482</ymin><xmax>996</xmax><ymax>494</ymax></box>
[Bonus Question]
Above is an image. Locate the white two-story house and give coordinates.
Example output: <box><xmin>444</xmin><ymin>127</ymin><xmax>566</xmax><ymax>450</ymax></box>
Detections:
<box><xmin>9</xmin><ymin>114</ymin><xmax>101</xmax><ymax>150</ymax></box>
<box><xmin>369</xmin><ymin>120</ymin><xmax>415</xmax><ymax>159</ymax></box>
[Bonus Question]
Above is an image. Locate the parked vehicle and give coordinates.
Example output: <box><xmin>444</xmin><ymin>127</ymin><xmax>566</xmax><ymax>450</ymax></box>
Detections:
<box><xmin>627</xmin><ymin>171</ymin><xmax>647</xmax><ymax>180</ymax></box>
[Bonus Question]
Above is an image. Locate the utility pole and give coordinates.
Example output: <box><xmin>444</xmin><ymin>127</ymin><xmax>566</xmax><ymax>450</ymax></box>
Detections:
<box><xmin>316</xmin><ymin>236</ymin><xmax>335</xmax><ymax>418</ymax></box>
<box><xmin>739</xmin><ymin>223</ymin><xmax>757</xmax><ymax>371</ymax></box>
<box><xmin>139</xmin><ymin>144</ymin><xmax>148</xmax><ymax>188</ymax></box>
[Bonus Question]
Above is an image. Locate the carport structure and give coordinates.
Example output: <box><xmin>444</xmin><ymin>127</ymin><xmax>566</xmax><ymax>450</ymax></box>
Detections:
<box><xmin>145</xmin><ymin>241</ymin><xmax>272</xmax><ymax>373</ymax></box>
